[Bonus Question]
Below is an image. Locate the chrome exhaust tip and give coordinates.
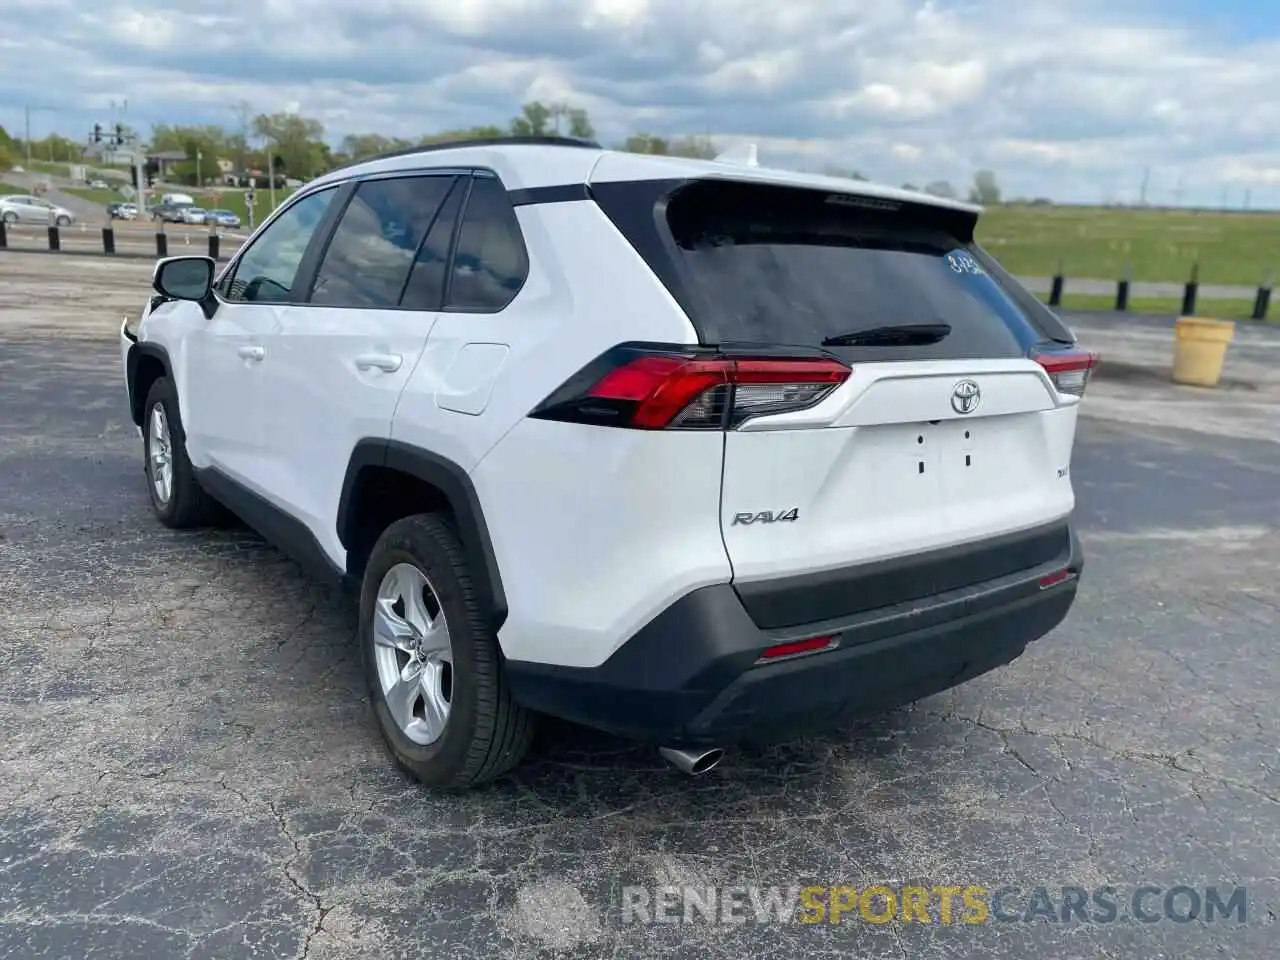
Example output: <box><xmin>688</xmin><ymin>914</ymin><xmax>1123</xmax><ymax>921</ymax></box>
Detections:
<box><xmin>659</xmin><ymin>746</ymin><xmax>725</xmax><ymax>776</ymax></box>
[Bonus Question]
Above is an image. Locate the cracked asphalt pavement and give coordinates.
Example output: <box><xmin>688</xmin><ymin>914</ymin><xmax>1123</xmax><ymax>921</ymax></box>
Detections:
<box><xmin>2</xmin><ymin>252</ymin><xmax>1278</xmax><ymax>959</ymax></box>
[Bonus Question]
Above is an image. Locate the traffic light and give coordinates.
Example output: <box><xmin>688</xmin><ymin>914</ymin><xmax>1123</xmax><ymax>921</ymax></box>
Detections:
<box><xmin>92</xmin><ymin>124</ymin><xmax>102</xmax><ymax>143</ymax></box>
<box><xmin>114</xmin><ymin>124</ymin><xmax>124</xmax><ymax>144</ymax></box>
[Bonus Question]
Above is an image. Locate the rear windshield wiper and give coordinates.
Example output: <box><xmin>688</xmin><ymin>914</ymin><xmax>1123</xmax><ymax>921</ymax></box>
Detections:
<box><xmin>822</xmin><ymin>323</ymin><xmax>952</xmax><ymax>347</ymax></box>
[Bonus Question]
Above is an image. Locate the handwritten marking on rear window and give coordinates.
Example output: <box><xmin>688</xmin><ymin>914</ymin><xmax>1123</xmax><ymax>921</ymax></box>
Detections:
<box><xmin>947</xmin><ymin>251</ymin><xmax>985</xmax><ymax>275</ymax></box>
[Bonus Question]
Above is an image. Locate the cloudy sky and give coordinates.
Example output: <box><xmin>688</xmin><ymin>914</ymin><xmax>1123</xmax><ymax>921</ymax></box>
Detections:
<box><xmin>3</xmin><ymin>0</ymin><xmax>1279</xmax><ymax>205</ymax></box>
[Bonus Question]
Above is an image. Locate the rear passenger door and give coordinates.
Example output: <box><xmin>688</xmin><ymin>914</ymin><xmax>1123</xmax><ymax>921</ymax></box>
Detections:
<box><xmin>252</xmin><ymin>171</ymin><xmax>460</xmax><ymax>565</ymax></box>
<box><xmin>388</xmin><ymin>172</ymin><xmax>536</xmax><ymax>472</ymax></box>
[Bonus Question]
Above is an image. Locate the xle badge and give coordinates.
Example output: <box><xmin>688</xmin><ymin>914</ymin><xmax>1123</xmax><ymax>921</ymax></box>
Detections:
<box><xmin>732</xmin><ymin>509</ymin><xmax>799</xmax><ymax>526</ymax></box>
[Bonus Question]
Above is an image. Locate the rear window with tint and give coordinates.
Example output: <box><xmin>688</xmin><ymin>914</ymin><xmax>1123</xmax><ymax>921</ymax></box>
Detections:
<box><xmin>663</xmin><ymin>180</ymin><xmax>1037</xmax><ymax>361</ymax></box>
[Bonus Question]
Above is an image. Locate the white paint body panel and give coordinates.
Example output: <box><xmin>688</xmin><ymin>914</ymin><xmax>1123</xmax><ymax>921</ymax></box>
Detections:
<box><xmin>252</xmin><ymin>304</ymin><xmax>436</xmax><ymax>565</ymax></box>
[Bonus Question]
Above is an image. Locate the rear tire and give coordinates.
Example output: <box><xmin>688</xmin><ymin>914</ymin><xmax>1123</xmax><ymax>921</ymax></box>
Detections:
<box><xmin>359</xmin><ymin>513</ymin><xmax>535</xmax><ymax>789</ymax></box>
<box><xmin>142</xmin><ymin>377</ymin><xmax>217</xmax><ymax>529</ymax></box>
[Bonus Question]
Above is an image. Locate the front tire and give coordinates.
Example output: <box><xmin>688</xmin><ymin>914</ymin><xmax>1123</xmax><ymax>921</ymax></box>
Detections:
<box><xmin>359</xmin><ymin>514</ymin><xmax>535</xmax><ymax>789</ymax></box>
<box><xmin>55</xmin><ymin>215</ymin><xmax>71</xmax><ymax>227</ymax></box>
<box><xmin>1</xmin><ymin>212</ymin><xmax>16</xmax><ymax>224</ymax></box>
<box><xmin>142</xmin><ymin>377</ymin><xmax>216</xmax><ymax>528</ymax></box>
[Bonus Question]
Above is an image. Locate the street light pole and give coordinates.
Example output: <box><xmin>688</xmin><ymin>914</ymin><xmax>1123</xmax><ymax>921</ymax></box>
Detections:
<box><xmin>268</xmin><ymin>144</ymin><xmax>276</xmax><ymax>213</ymax></box>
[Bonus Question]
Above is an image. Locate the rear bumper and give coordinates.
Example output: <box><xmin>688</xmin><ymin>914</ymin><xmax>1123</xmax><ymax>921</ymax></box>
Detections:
<box><xmin>505</xmin><ymin>523</ymin><xmax>1083</xmax><ymax>745</ymax></box>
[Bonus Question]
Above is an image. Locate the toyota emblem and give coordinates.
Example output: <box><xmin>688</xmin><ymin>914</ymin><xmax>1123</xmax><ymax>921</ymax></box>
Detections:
<box><xmin>951</xmin><ymin>379</ymin><xmax>981</xmax><ymax>415</ymax></box>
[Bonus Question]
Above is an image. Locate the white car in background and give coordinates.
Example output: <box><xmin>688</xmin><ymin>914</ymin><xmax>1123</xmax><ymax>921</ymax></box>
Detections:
<box><xmin>180</xmin><ymin>207</ymin><xmax>208</xmax><ymax>225</ymax></box>
<box><xmin>0</xmin><ymin>195</ymin><xmax>76</xmax><ymax>226</ymax></box>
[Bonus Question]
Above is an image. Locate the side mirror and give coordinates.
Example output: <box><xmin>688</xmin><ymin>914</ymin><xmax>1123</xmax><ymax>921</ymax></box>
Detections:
<box><xmin>153</xmin><ymin>256</ymin><xmax>214</xmax><ymax>302</ymax></box>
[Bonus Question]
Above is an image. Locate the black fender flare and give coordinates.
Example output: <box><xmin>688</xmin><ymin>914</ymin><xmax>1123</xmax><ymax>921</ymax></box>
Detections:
<box><xmin>338</xmin><ymin>439</ymin><xmax>508</xmax><ymax>630</ymax></box>
<box><xmin>126</xmin><ymin>341</ymin><xmax>174</xmax><ymax>427</ymax></box>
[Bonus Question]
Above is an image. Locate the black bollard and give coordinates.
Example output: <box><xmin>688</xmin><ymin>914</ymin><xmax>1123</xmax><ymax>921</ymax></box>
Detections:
<box><xmin>1252</xmin><ymin>286</ymin><xmax>1271</xmax><ymax>321</ymax></box>
<box><xmin>103</xmin><ymin>227</ymin><xmax>116</xmax><ymax>255</ymax></box>
<box><xmin>0</xmin><ymin>220</ymin><xmax>7</xmax><ymax>249</ymax></box>
<box><xmin>1115</xmin><ymin>279</ymin><xmax>1130</xmax><ymax>312</ymax></box>
<box><xmin>47</xmin><ymin>225</ymin><xmax>61</xmax><ymax>251</ymax></box>
<box><xmin>1180</xmin><ymin>262</ymin><xmax>1199</xmax><ymax>316</ymax></box>
<box><xmin>1048</xmin><ymin>274</ymin><xmax>1064</xmax><ymax>307</ymax></box>
<box><xmin>208</xmin><ymin>233</ymin><xmax>220</xmax><ymax>260</ymax></box>
<box><xmin>156</xmin><ymin>232</ymin><xmax>168</xmax><ymax>257</ymax></box>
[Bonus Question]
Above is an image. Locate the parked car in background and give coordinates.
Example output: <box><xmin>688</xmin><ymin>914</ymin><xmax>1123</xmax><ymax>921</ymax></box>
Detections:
<box><xmin>203</xmin><ymin>208</ymin><xmax>241</xmax><ymax>229</ymax></box>
<box><xmin>107</xmin><ymin>202</ymin><xmax>138</xmax><ymax>220</ymax></box>
<box><xmin>89</xmin><ymin>179</ymin><xmax>110</xmax><ymax>189</ymax></box>
<box><xmin>151</xmin><ymin>202</ymin><xmax>193</xmax><ymax>223</ymax></box>
<box><xmin>181</xmin><ymin>207</ymin><xmax>208</xmax><ymax>225</ymax></box>
<box><xmin>0</xmin><ymin>195</ymin><xmax>76</xmax><ymax>226</ymax></box>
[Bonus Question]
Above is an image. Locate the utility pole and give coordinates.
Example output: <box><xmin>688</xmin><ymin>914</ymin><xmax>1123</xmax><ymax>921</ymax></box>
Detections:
<box><xmin>1244</xmin><ymin>188</ymin><xmax>1252</xmax><ymax>210</ymax></box>
<box><xmin>1173</xmin><ymin>172</ymin><xmax>1185</xmax><ymax>207</ymax></box>
<box><xmin>232</xmin><ymin>101</ymin><xmax>250</xmax><ymax>180</ymax></box>
<box><xmin>1139</xmin><ymin>167</ymin><xmax>1150</xmax><ymax>206</ymax></box>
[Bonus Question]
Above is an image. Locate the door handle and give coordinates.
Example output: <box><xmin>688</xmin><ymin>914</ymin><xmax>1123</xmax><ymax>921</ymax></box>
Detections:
<box><xmin>237</xmin><ymin>345</ymin><xmax>264</xmax><ymax>361</ymax></box>
<box><xmin>354</xmin><ymin>353</ymin><xmax>402</xmax><ymax>373</ymax></box>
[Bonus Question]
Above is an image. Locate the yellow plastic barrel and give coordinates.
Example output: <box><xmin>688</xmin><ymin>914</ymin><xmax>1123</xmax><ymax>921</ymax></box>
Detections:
<box><xmin>1171</xmin><ymin>317</ymin><xmax>1235</xmax><ymax>387</ymax></box>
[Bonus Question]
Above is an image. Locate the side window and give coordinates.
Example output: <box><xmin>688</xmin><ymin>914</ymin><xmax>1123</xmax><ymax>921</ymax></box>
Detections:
<box><xmin>222</xmin><ymin>188</ymin><xmax>336</xmax><ymax>303</ymax></box>
<box><xmin>398</xmin><ymin>180</ymin><xmax>465</xmax><ymax>311</ymax></box>
<box><xmin>444</xmin><ymin>176</ymin><xmax>529</xmax><ymax>312</ymax></box>
<box><xmin>309</xmin><ymin>175</ymin><xmax>455</xmax><ymax>309</ymax></box>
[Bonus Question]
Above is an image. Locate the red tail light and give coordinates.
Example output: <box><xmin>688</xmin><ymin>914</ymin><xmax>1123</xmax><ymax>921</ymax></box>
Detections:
<box><xmin>532</xmin><ymin>345</ymin><xmax>851</xmax><ymax>430</ymax></box>
<box><xmin>1034</xmin><ymin>347</ymin><xmax>1099</xmax><ymax>398</ymax></box>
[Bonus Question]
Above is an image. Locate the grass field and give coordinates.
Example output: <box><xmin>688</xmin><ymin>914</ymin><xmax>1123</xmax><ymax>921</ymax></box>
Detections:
<box><xmin>976</xmin><ymin>205</ymin><xmax>1280</xmax><ymax>286</ymax></box>
<box><xmin>64</xmin><ymin>187</ymin><xmax>126</xmax><ymax>206</ymax></box>
<box><xmin>21</xmin><ymin>159</ymin><xmax>72</xmax><ymax>178</ymax></box>
<box><xmin>0</xmin><ymin>183</ymin><xmax>24</xmax><ymax>196</ymax></box>
<box><xmin>173</xmin><ymin>188</ymin><xmax>295</xmax><ymax>226</ymax></box>
<box><xmin>1045</xmin><ymin>293</ymin><xmax>1262</xmax><ymax>320</ymax></box>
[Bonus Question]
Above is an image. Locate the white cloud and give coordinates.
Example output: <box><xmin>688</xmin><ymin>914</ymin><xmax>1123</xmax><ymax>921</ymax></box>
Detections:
<box><xmin>2</xmin><ymin>0</ymin><xmax>1279</xmax><ymax>205</ymax></box>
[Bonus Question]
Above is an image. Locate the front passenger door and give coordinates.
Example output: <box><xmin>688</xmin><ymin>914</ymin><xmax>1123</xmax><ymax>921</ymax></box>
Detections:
<box><xmin>183</xmin><ymin>186</ymin><xmax>340</xmax><ymax>488</ymax></box>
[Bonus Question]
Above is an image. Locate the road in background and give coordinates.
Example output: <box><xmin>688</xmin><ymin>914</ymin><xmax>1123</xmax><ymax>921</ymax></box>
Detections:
<box><xmin>1</xmin><ymin>254</ymin><xmax>1277</xmax><ymax>959</ymax></box>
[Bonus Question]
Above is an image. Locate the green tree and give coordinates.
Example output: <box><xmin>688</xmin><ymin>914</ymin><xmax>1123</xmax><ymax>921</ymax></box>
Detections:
<box><xmin>340</xmin><ymin>133</ymin><xmax>417</xmax><ymax>161</ymax></box>
<box><xmin>149</xmin><ymin>124</ymin><xmax>232</xmax><ymax>184</ymax></box>
<box><xmin>418</xmin><ymin>125</ymin><xmax>505</xmax><ymax>146</ymax></box>
<box><xmin>968</xmin><ymin>169</ymin><xmax>1001</xmax><ymax>205</ymax></box>
<box><xmin>251</xmin><ymin>112</ymin><xmax>327</xmax><ymax>180</ymax></box>
<box><xmin>823</xmin><ymin>165</ymin><xmax>869</xmax><ymax>181</ymax></box>
<box><xmin>667</xmin><ymin>134</ymin><xmax>717</xmax><ymax>159</ymax></box>
<box><xmin>622</xmin><ymin>133</ymin><xmax>670</xmax><ymax>155</ymax></box>
<box><xmin>924</xmin><ymin>180</ymin><xmax>957</xmax><ymax>199</ymax></box>
<box><xmin>901</xmin><ymin>182</ymin><xmax>918</xmax><ymax>191</ymax></box>
<box><xmin>509</xmin><ymin>101</ymin><xmax>553</xmax><ymax>136</ymax></box>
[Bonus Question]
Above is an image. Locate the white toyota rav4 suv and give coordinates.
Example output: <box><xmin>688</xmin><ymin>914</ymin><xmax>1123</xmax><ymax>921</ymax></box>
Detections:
<box><xmin>120</xmin><ymin>136</ymin><xmax>1093</xmax><ymax>788</ymax></box>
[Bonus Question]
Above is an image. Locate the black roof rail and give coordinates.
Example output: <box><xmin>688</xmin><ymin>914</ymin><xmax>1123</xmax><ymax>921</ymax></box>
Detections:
<box><xmin>326</xmin><ymin>135</ymin><xmax>603</xmax><ymax>175</ymax></box>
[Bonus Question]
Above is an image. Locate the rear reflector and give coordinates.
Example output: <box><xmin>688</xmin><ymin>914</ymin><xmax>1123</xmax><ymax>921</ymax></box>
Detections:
<box><xmin>531</xmin><ymin>345</ymin><xmax>851</xmax><ymax>430</ymax></box>
<box><xmin>1034</xmin><ymin>347</ymin><xmax>1100</xmax><ymax>398</ymax></box>
<box><xmin>756</xmin><ymin>634</ymin><xmax>839</xmax><ymax>663</ymax></box>
<box><xmin>1038</xmin><ymin>569</ymin><xmax>1074</xmax><ymax>589</ymax></box>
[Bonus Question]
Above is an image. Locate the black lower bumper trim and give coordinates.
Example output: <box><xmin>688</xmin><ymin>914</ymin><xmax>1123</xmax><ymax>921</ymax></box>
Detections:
<box><xmin>504</xmin><ymin>524</ymin><xmax>1083</xmax><ymax>744</ymax></box>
